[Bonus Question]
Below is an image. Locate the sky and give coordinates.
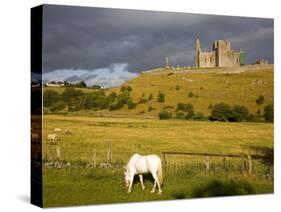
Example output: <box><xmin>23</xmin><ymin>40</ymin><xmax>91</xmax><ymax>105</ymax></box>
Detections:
<box><xmin>41</xmin><ymin>4</ymin><xmax>273</xmax><ymax>87</ymax></box>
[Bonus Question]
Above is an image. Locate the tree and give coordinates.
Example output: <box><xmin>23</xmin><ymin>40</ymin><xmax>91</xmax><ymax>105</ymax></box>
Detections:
<box><xmin>210</xmin><ymin>103</ymin><xmax>232</xmax><ymax>121</ymax></box>
<box><xmin>158</xmin><ymin>111</ymin><xmax>172</xmax><ymax>120</ymax></box>
<box><xmin>229</xmin><ymin>105</ymin><xmax>249</xmax><ymax>122</ymax></box>
<box><xmin>62</xmin><ymin>87</ymin><xmax>84</xmax><ymax>105</ymax></box>
<box><xmin>256</xmin><ymin>95</ymin><xmax>264</xmax><ymax>105</ymax></box>
<box><xmin>157</xmin><ymin>92</ymin><xmax>165</xmax><ymax>103</ymax></box>
<box><xmin>76</xmin><ymin>80</ymin><xmax>87</xmax><ymax>88</ymax></box>
<box><xmin>264</xmin><ymin>104</ymin><xmax>273</xmax><ymax>122</ymax></box>
<box><xmin>43</xmin><ymin>90</ymin><xmax>60</xmax><ymax>107</ymax></box>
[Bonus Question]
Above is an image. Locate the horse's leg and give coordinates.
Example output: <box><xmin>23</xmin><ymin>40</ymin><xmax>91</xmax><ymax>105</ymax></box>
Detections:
<box><xmin>127</xmin><ymin>174</ymin><xmax>134</xmax><ymax>193</ymax></box>
<box><xmin>139</xmin><ymin>175</ymin><xmax>145</xmax><ymax>190</ymax></box>
<box><xmin>151</xmin><ymin>172</ymin><xmax>162</xmax><ymax>194</ymax></box>
<box><xmin>150</xmin><ymin>180</ymin><xmax>157</xmax><ymax>193</ymax></box>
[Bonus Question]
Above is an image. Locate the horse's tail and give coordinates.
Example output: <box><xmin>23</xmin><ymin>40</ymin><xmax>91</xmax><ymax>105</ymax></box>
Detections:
<box><xmin>157</xmin><ymin>159</ymin><xmax>163</xmax><ymax>186</ymax></box>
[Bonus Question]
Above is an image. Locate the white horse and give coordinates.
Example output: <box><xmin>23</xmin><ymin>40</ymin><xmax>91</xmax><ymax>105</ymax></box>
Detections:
<box><xmin>124</xmin><ymin>153</ymin><xmax>163</xmax><ymax>194</ymax></box>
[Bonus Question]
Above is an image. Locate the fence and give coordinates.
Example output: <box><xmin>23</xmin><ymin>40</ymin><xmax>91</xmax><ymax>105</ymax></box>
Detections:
<box><xmin>162</xmin><ymin>151</ymin><xmax>270</xmax><ymax>175</ymax></box>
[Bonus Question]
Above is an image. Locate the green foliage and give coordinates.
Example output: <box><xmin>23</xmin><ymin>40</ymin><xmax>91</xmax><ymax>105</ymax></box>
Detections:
<box><xmin>229</xmin><ymin>105</ymin><xmax>249</xmax><ymax>122</ymax></box>
<box><xmin>264</xmin><ymin>104</ymin><xmax>273</xmax><ymax>122</ymax></box>
<box><xmin>210</xmin><ymin>103</ymin><xmax>232</xmax><ymax>121</ymax></box>
<box><xmin>148</xmin><ymin>93</ymin><xmax>153</xmax><ymax>101</ymax></box>
<box><xmin>163</xmin><ymin>105</ymin><xmax>174</xmax><ymax>109</ymax></box>
<box><xmin>43</xmin><ymin>90</ymin><xmax>60</xmax><ymax>107</ymax></box>
<box><xmin>158</xmin><ymin>111</ymin><xmax>172</xmax><ymax>119</ymax></box>
<box><xmin>175</xmin><ymin>110</ymin><xmax>185</xmax><ymax>119</ymax></box>
<box><xmin>157</xmin><ymin>92</ymin><xmax>165</xmax><ymax>103</ymax></box>
<box><xmin>139</xmin><ymin>97</ymin><xmax>148</xmax><ymax>104</ymax></box>
<box><xmin>256</xmin><ymin>109</ymin><xmax>261</xmax><ymax>114</ymax></box>
<box><xmin>83</xmin><ymin>92</ymin><xmax>107</xmax><ymax>110</ymax></box>
<box><xmin>188</xmin><ymin>92</ymin><xmax>194</xmax><ymax>98</ymax></box>
<box><xmin>50</xmin><ymin>101</ymin><xmax>65</xmax><ymax>112</ymax></box>
<box><xmin>76</xmin><ymin>81</ymin><xmax>87</xmax><ymax>88</ymax></box>
<box><xmin>127</xmin><ymin>101</ymin><xmax>137</xmax><ymax>109</ymax></box>
<box><xmin>62</xmin><ymin>87</ymin><xmax>84</xmax><ymax>105</ymax></box>
<box><xmin>148</xmin><ymin>106</ymin><xmax>155</xmax><ymax>112</ymax></box>
<box><xmin>121</xmin><ymin>85</ymin><xmax>132</xmax><ymax>92</ymax></box>
<box><xmin>193</xmin><ymin>112</ymin><xmax>205</xmax><ymax>120</ymax></box>
<box><xmin>256</xmin><ymin>95</ymin><xmax>264</xmax><ymax>105</ymax></box>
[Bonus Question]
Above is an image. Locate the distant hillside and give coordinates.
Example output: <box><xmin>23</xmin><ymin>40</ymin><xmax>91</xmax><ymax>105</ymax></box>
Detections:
<box><xmin>107</xmin><ymin>65</ymin><xmax>273</xmax><ymax>117</ymax></box>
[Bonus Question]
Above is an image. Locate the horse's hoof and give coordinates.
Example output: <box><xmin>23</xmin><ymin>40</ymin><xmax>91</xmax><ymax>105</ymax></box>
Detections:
<box><xmin>158</xmin><ymin>191</ymin><xmax>162</xmax><ymax>195</ymax></box>
<box><xmin>150</xmin><ymin>190</ymin><xmax>155</xmax><ymax>193</ymax></box>
<box><xmin>142</xmin><ymin>187</ymin><xmax>145</xmax><ymax>190</ymax></box>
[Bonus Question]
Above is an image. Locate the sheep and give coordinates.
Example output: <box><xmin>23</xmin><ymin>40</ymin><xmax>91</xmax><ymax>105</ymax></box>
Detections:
<box><xmin>48</xmin><ymin>133</ymin><xmax>58</xmax><ymax>144</ymax></box>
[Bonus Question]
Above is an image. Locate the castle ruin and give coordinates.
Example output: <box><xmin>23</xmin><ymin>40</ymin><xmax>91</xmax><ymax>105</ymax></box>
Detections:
<box><xmin>195</xmin><ymin>38</ymin><xmax>241</xmax><ymax>68</ymax></box>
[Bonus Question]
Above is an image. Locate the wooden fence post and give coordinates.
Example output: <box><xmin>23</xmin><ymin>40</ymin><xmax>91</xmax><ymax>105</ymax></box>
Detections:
<box><xmin>247</xmin><ymin>155</ymin><xmax>252</xmax><ymax>175</ymax></box>
<box><xmin>56</xmin><ymin>146</ymin><xmax>61</xmax><ymax>161</ymax></box>
<box><xmin>205</xmin><ymin>156</ymin><xmax>210</xmax><ymax>171</ymax></box>
<box><xmin>93</xmin><ymin>148</ymin><xmax>97</xmax><ymax>168</ymax></box>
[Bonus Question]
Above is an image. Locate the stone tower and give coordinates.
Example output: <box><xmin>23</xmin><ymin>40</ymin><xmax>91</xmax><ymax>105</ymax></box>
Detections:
<box><xmin>195</xmin><ymin>38</ymin><xmax>201</xmax><ymax>68</ymax></box>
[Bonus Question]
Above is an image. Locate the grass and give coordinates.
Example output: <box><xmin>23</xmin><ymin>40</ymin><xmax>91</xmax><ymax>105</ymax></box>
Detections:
<box><xmin>42</xmin><ymin>115</ymin><xmax>273</xmax><ymax>207</ymax></box>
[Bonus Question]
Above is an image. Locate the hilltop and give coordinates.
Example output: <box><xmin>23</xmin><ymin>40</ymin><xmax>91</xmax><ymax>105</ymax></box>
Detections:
<box><xmin>107</xmin><ymin>65</ymin><xmax>273</xmax><ymax>117</ymax></box>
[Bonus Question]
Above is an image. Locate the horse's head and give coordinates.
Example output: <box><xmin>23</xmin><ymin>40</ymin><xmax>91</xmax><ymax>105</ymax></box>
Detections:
<box><xmin>124</xmin><ymin>167</ymin><xmax>130</xmax><ymax>188</ymax></box>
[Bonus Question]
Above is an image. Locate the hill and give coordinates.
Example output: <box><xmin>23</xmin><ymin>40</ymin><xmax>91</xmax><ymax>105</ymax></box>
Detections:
<box><xmin>107</xmin><ymin>65</ymin><xmax>273</xmax><ymax>117</ymax></box>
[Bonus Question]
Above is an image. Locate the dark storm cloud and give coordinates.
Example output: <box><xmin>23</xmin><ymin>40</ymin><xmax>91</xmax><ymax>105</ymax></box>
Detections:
<box><xmin>42</xmin><ymin>4</ymin><xmax>273</xmax><ymax>85</ymax></box>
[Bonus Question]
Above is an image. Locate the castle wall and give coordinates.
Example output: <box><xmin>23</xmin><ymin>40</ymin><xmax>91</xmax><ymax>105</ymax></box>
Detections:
<box><xmin>198</xmin><ymin>51</ymin><xmax>216</xmax><ymax>68</ymax></box>
<box><xmin>195</xmin><ymin>39</ymin><xmax>240</xmax><ymax>68</ymax></box>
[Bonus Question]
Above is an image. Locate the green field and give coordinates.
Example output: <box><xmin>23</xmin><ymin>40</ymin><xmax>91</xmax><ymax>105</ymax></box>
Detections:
<box><xmin>42</xmin><ymin>114</ymin><xmax>273</xmax><ymax>207</ymax></box>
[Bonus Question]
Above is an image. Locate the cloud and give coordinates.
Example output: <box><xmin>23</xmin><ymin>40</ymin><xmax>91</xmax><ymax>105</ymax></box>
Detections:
<box><xmin>41</xmin><ymin>5</ymin><xmax>273</xmax><ymax>74</ymax></box>
<box><xmin>42</xmin><ymin>63</ymin><xmax>138</xmax><ymax>88</ymax></box>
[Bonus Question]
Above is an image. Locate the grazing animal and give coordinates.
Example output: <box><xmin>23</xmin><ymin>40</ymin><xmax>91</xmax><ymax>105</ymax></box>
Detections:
<box><xmin>54</xmin><ymin>128</ymin><xmax>62</xmax><ymax>132</ymax></box>
<box><xmin>124</xmin><ymin>153</ymin><xmax>163</xmax><ymax>194</ymax></box>
<box><xmin>31</xmin><ymin>132</ymin><xmax>39</xmax><ymax>143</ymax></box>
<box><xmin>48</xmin><ymin>134</ymin><xmax>58</xmax><ymax>144</ymax></box>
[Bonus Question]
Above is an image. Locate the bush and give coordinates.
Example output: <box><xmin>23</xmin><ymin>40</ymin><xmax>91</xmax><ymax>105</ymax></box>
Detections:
<box><xmin>157</xmin><ymin>92</ymin><xmax>165</xmax><ymax>103</ymax></box>
<box><xmin>167</xmin><ymin>72</ymin><xmax>174</xmax><ymax>76</ymax></box>
<box><xmin>229</xmin><ymin>105</ymin><xmax>249</xmax><ymax>122</ymax></box>
<box><xmin>176</xmin><ymin>85</ymin><xmax>180</xmax><ymax>91</ymax></box>
<box><xmin>256</xmin><ymin>95</ymin><xmax>264</xmax><ymax>105</ymax></box>
<box><xmin>193</xmin><ymin>112</ymin><xmax>205</xmax><ymax>120</ymax></box>
<box><xmin>210</xmin><ymin>103</ymin><xmax>232</xmax><ymax>121</ymax></box>
<box><xmin>43</xmin><ymin>90</ymin><xmax>60</xmax><ymax>107</ymax></box>
<box><xmin>264</xmin><ymin>104</ymin><xmax>273</xmax><ymax>122</ymax></box>
<box><xmin>158</xmin><ymin>111</ymin><xmax>172</xmax><ymax>120</ymax></box>
<box><xmin>148</xmin><ymin>106</ymin><xmax>155</xmax><ymax>112</ymax></box>
<box><xmin>163</xmin><ymin>105</ymin><xmax>174</xmax><ymax>109</ymax></box>
<box><xmin>176</xmin><ymin>111</ymin><xmax>185</xmax><ymax>119</ymax></box>
<box><xmin>50</xmin><ymin>101</ymin><xmax>65</xmax><ymax>112</ymax></box>
<box><xmin>148</xmin><ymin>93</ymin><xmax>153</xmax><ymax>101</ymax></box>
<box><xmin>208</xmin><ymin>104</ymin><xmax>213</xmax><ymax>110</ymax></box>
<box><xmin>139</xmin><ymin>98</ymin><xmax>148</xmax><ymax>104</ymax></box>
<box><xmin>188</xmin><ymin>92</ymin><xmax>194</xmax><ymax>98</ymax></box>
<box><xmin>127</xmin><ymin>101</ymin><xmax>137</xmax><ymax>109</ymax></box>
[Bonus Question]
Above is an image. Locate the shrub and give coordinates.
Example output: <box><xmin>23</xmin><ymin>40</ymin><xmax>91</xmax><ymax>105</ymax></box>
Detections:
<box><xmin>193</xmin><ymin>112</ymin><xmax>205</xmax><ymax>120</ymax></box>
<box><xmin>256</xmin><ymin>109</ymin><xmax>261</xmax><ymax>114</ymax></box>
<box><xmin>139</xmin><ymin>98</ymin><xmax>148</xmax><ymax>104</ymax></box>
<box><xmin>148</xmin><ymin>106</ymin><xmax>155</xmax><ymax>112</ymax></box>
<box><xmin>148</xmin><ymin>93</ymin><xmax>153</xmax><ymax>101</ymax></box>
<box><xmin>167</xmin><ymin>72</ymin><xmax>174</xmax><ymax>76</ymax></box>
<box><xmin>158</xmin><ymin>111</ymin><xmax>172</xmax><ymax>120</ymax></box>
<box><xmin>50</xmin><ymin>101</ymin><xmax>65</xmax><ymax>112</ymax></box>
<box><xmin>229</xmin><ymin>105</ymin><xmax>249</xmax><ymax>122</ymax></box>
<box><xmin>188</xmin><ymin>92</ymin><xmax>194</xmax><ymax>98</ymax></box>
<box><xmin>208</xmin><ymin>104</ymin><xmax>213</xmax><ymax>110</ymax></box>
<box><xmin>43</xmin><ymin>90</ymin><xmax>60</xmax><ymax>107</ymax></box>
<box><xmin>176</xmin><ymin>85</ymin><xmax>180</xmax><ymax>91</ymax></box>
<box><xmin>176</xmin><ymin>111</ymin><xmax>185</xmax><ymax>119</ymax></box>
<box><xmin>256</xmin><ymin>95</ymin><xmax>264</xmax><ymax>105</ymax></box>
<box><xmin>264</xmin><ymin>104</ymin><xmax>273</xmax><ymax>122</ymax></box>
<box><xmin>157</xmin><ymin>92</ymin><xmax>165</xmax><ymax>103</ymax></box>
<box><xmin>163</xmin><ymin>105</ymin><xmax>174</xmax><ymax>109</ymax></box>
<box><xmin>210</xmin><ymin>103</ymin><xmax>232</xmax><ymax>121</ymax></box>
<box><xmin>127</xmin><ymin>101</ymin><xmax>137</xmax><ymax>109</ymax></box>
